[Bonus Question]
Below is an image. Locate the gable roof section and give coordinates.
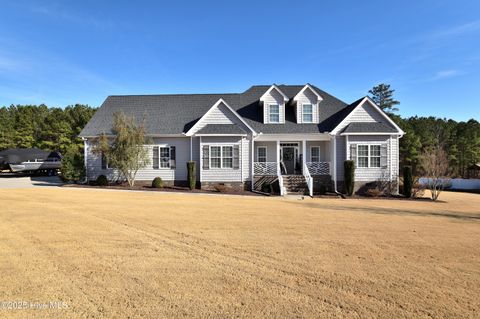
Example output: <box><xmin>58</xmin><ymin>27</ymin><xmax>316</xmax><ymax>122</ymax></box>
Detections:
<box><xmin>185</xmin><ymin>98</ymin><xmax>256</xmax><ymax>136</ymax></box>
<box><xmin>195</xmin><ymin>124</ymin><xmax>247</xmax><ymax>135</ymax></box>
<box><xmin>293</xmin><ymin>84</ymin><xmax>323</xmax><ymax>101</ymax></box>
<box><xmin>259</xmin><ymin>84</ymin><xmax>289</xmax><ymax>102</ymax></box>
<box><xmin>341</xmin><ymin>122</ymin><xmax>398</xmax><ymax>134</ymax></box>
<box><xmin>330</xmin><ymin>96</ymin><xmax>404</xmax><ymax>135</ymax></box>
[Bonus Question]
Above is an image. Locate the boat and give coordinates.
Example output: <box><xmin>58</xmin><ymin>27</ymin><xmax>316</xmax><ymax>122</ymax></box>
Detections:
<box><xmin>0</xmin><ymin>148</ymin><xmax>62</xmax><ymax>174</ymax></box>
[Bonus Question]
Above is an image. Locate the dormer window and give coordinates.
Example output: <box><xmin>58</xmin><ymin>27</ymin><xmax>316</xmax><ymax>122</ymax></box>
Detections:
<box><xmin>302</xmin><ymin>104</ymin><xmax>313</xmax><ymax>123</ymax></box>
<box><xmin>268</xmin><ymin>104</ymin><xmax>280</xmax><ymax>123</ymax></box>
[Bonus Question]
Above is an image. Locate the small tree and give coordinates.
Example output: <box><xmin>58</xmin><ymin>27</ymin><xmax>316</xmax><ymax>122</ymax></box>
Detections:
<box><xmin>344</xmin><ymin>160</ymin><xmax>355</xmax><ymax>196</ymax></box>
<box><xmin>368</xmin><ymin>83</ymin><xmax>400</xmax><ymax>114</ymax></box>
<box><xmin>187</xmin><ymin>161</ymin><xmax>196</xmax><ymax>190</ymax></box>
<box><xmin>93</xmin><ymin>112</ymin><xmax>150</xmax><ymax>187</ymax></box>
<box><xmin>60</xmin><ymin>145</ymin><xmax>85</xmax><ymax>182</ymax></box>
<box><xmin>419</xmin><ymin>145</ymin><xmax>451</xmax><ymax>201</ymax></box>
<box><xmin>403</xmin><ymin>166</ymin><xmax>413</xmax><ymax>198</ymax></box>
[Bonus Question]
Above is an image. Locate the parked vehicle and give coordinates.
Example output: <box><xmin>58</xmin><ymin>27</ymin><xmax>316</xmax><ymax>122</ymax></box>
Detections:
<box><xmin>0</xmin><ymin>148</ymin><xmax>62</xmax><ymax>175</ymax></box>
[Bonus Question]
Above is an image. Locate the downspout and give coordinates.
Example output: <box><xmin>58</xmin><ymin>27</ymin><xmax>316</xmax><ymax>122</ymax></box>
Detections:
<box><xmin>82</xmin><ymin>137</ymin><xmax>88</xmax><ymax>183</ymax></box>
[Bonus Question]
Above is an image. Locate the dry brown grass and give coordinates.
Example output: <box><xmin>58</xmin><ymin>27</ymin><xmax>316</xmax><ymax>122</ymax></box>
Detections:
<box><xmin>0</xmin><ymin>188</ymin><xmax>479</xmax><ymax>318</ymax></box>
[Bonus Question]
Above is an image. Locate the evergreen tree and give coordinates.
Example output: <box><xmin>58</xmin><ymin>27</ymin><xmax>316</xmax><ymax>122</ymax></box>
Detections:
<box><xmin>368</xmin><ymin>83</ymin><xmax>400</xmax><ymax>114</ymax></box>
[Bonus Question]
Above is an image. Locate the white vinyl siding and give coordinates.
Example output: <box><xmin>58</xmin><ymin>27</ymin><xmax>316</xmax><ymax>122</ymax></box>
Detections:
<box><xmin>262</xmin><ymin>88</ymin><xmax>285</xmax><ymax>124</ymax></box>
<box><xmin>189</xmin><ymin>101</ymin><xmax>250</xmax><ymax>134</ymax></box>
<box><xmin>333</xmin><ymin>100</ymin><xmax>393</xmax><ymax>133</ymax></box>
<box><xmin>200</xmin><ymin>136</ymin><xmax>246</xmax><ymax>182</ymax></box>
<box><xmin>85</xmin><ymin>137</ymin><xmax>190</xmax><ymax>182</ymax></box>
<box><xmin>295</xmin><ymin>87</ymin><xmax>319</xmax><ymax>124</ymax></box>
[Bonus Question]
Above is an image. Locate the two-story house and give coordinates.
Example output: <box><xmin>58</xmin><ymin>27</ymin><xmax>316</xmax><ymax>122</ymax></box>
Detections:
<box><xmin>79</xmin><ymin>84</ymin><xmax>404</xmax><ymax>195</ymax></box>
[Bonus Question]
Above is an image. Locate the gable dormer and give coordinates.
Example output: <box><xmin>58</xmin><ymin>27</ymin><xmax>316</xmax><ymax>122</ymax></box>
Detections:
<box><xmin>259</xmin><ymin>84</ymin><xmax>289</xmax><ymax>124</ymax></box>
<box><xmin>293</xmin><ymin>84</ymin><xmax>323</xmax><ymax>124</ymax></box>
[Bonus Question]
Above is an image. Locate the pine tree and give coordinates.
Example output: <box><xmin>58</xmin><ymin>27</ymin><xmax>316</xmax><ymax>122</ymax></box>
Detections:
<box><xmin>368</xmin><ymin>83</ymin><xmax>400</xmax><ymax>114</ymax></box>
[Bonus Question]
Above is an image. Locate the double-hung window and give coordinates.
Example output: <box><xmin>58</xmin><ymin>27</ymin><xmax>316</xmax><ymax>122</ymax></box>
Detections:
<box><xmin>310</xmin><ymin>146</ymin><xmax>320</xmax><ymax>162</ymax></box>
<box><xmin>269</xmin><ymin>104</ymin><xmax>280</xmax><ymax>123</ymax></box>
<box><xmin>210</xmin><ymin>146</ymin><xmax>233</xmax><ymax>169</ymax></box>
<box><xmin>357</xmin><ymin>145</ymin><xmax>381</xmax><ymax>168</ymax></box>
<box><xmin>302</xmin><ymin>104</ymin><xmax>313</xmax><ymax>123</ymax></box>
<box><xmin>257</xmin><ymin>147</ymin><xmax>267</xmax><ymax>162</ymax></box>
<box><xmin>160</xmin><ymin>147</ymin><xmax>170</xmax><ymax>168</ymax></box>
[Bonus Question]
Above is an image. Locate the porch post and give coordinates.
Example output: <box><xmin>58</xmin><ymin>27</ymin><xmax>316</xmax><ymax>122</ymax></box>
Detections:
<box><xmin>276</xmin><ymin>140</ymin><xmax>280</xmax><ymax>172</ymax></box>
<box><xmin>333</xmin><ymin>135</ymin><xmax>337</xmax><ymax>192</ymax></box>
<box><xmin>250</xmin><ymin>136</ymin><xmax>254</xmax><ymax>190</ymax></box>
<box><xmin>302</xmin><ymin>140</ymin><xmax>307</xmax><ymax>169</ymax></box>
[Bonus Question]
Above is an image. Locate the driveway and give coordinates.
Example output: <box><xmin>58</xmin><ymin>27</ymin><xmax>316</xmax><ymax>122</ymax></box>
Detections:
<box><xmin>0</xmin><ymin>175</ymin><xmax>63</xmax><ymax>188</ymax></box>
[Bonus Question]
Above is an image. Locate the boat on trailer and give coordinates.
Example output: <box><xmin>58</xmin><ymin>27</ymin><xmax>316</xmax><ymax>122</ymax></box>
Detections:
<box><xmin>0</xmin><ymin>148</ymin><xmax>62</xmax><ymax>174</ymax></box>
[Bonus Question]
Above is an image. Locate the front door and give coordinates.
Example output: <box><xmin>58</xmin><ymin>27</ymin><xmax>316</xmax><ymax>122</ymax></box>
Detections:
<box><xmin>281</xmin><ymin>147</ymin><xmax>295</xmax><ymax>174</ymax></box>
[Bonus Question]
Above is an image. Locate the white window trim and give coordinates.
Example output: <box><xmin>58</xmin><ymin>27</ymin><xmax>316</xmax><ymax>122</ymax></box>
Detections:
<box><xmin>310</xmin><ymin>146</ymin><xmax>320</xmax><ymax>162</ymax></box>
<box><xmin>209</xmin><ymin>145</ymin><xmax>234</xmax><ymax>169</ymax></box>
<box><xmin>356</xmin><ymin>144</ymin><xmax>382</xmax><ymax>168</ymax></box>
<box><xmin>268</xmin><ymin>104</ymin><xmax>280</xmax><ymax>123</ymax></box>
<box><xmin>257</xmin><ymin>146</ymin><xmax>267</xmax><ymax>162</ymax></box>
<box><xmin>159</xmin><ymin>146</ymin><xmax>171</xmax><ymax>169</ymax></box>
<box><xmin>302</xmin><ymin>103</ymin><xmax>314</xmax><ymax>123</ymax></box>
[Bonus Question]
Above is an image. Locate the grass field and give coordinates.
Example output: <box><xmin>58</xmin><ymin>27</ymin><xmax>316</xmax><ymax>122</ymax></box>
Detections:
<box><xmin>0</xmin><ymin>188</ymin><xmax>479</xmax><ymax>318</ymax></box>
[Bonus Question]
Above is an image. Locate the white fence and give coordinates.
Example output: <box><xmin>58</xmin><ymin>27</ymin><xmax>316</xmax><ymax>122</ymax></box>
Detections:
<box><xmin>419</xmin><ymin>178</ymin><xmax>480</xmax><ymax>190</ymax></box>
<box><xmin>254</xmin><ymin>162</ymin><xmax>277</xmax><ymax>175</ymax></box>
<box><xmin>306</xmin><ymin>162</ymin><xmax>330</xmax><ymax>175</ymax></box>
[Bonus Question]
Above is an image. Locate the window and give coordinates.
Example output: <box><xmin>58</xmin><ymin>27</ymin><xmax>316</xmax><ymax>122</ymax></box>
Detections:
<box><xmin>257</xmin><ymin>147</ymin><xmax>267</xmax><ymax>163</ymax></box>
<box><xmin>269</xmin><ymin>104</ymin><xmax>280</xmax><ymax>123</ymax></box>
<box><xmin>370</xmin><ymin>145</ymin><xmax>381</xmax><ymax>168</ymax></box>
<box><xmin>222</xmin><ymin>146</ymin><xmax>233</xmax><ymax>168</ymax></box>
<box><xmin>310</xmin><ymin>146</ymin><xmax>320</xmax><ymax>162</ymax></box>
<box><xmin>302</xmin><ymin>104</ymin><xmax>313</xmax><ymax>123</ymax></box>
<box><xmin>160</xmin><ymin>147</ymin><xmax>170</xmax><ymax>168</ymax></box>
<box><xmin>357</xmin><ymin>145</ymin><xmax>381</xmax><ymax>168</ymax></box>
<box><xmin>209</xmin><ymin>145</ymin><xmax>234</xmax><ymax>168</ymax></box>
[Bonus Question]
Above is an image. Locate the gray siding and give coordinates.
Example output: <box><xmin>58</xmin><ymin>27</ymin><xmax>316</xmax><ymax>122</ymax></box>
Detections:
<box><xmin>254</xmin><ymin>141</ymin><xmax>277</xmax><ymax>162</ymax></box>
<box><xmin>346</xmin><ymin>135</ymin><xmax>397</xmax><ymax>182</ymax></box>
<box><xmin>192</xmin><ymin>102</ymin><xmax>250</xmax><ymax>133</ymax></box>
<box><xmin>335</xmin><ymin>100</ymin><xmax>389</xmax><ymax>132</ymax></box>
<box><xmin>200</xmin><ymin>136</ymin><xmax>248</xmax><ymax>182</ymax></box>
<box><xmin>335</xmin><ymin>136</ymin><xmax>346</xmax><ymax>182</ymax></box>
<box><xmin>85</xmin><ymin>137</ymin><xmax>190</xmax><ymax>182</ymax></box>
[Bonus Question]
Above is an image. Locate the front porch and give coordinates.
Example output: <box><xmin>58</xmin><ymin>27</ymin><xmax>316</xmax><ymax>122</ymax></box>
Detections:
<box><xmin>252</xmin><ymin>137</ymin><xmax>333</xmax><ymax>196</ymax></box>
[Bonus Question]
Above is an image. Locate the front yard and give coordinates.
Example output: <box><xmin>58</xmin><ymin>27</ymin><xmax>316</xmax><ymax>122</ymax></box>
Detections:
<box><xmin>0</xmin><ymin>188</ymin><xmax>478</xmax><ymax>318</ymax></box>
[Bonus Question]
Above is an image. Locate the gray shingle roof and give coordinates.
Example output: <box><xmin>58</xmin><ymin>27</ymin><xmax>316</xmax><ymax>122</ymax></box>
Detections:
<box><xmin>196</xmin><ymin>124</ymin><xmax>247</xmax><ymax>135</ymax></box>
<box><xmin>341</xmin><ymin>122</ymin><xmax>397</xmax><ymax>133</ymax></box>
<box><xmin>79</xmin><ymin>85</ymin><xmax>386</xmax><ymax>137</ymax></box>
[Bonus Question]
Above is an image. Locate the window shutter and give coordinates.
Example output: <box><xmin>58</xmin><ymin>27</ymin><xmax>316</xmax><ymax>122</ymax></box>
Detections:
<box><xmin>170</xmin><ymin>146</ymin><xmax>176</xmax><ymax>169</ymax></box>
<box><xmin>350</xmin><ymin>144</ymin><xmax>357</xmax><ymax>162</ymax></box>
<box><xmin>202</xmin><ymin>145</ymin><xmax>209</xmax><ymax>170</ymax></box>
<box><xmin>153</xmin><ymin>146</ymin><xmax>159</xmax><ymax>169</ymax></box>
<box><xmin>101</xmin><ymin>152</ymin><xmax>107</xmax><ymax>169</ymax></box>
<box><xmin>380</xmin><ymin>144</ymin><xmax>388</xmax><ymax>168</ymax></box>
<box><xmin>266</xmin><ymin>105</ymin><xmax>269</xmax><ymax>123</ymax></box>
<box><xmin>233</xmin><ymin>145</ymin><xmax>240</xmax><ymax>169</ymax></box>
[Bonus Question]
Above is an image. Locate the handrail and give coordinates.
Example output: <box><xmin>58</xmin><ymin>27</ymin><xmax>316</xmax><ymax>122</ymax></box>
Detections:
<box><xmin>277</xmin><ymin>162</ymin><xmax>285</xmax><ymax>196</ymax></box>
<box><xmin>303</xmin><ymin>162</ymin><xmax>313</xmax><ymax>197</ymax></box>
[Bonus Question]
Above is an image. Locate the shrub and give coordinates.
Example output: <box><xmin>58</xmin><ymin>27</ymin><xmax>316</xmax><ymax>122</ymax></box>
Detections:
<box><xmin>344</xmin><ymin>160</ymin><xmax>355</xmax><ymax>196</ymax></box>
<box><xmin>60</xmin><ymin>146</ymin><xmax>85</xmax><ymax>182</ymax></box>
<box><xmin>187</xmin><ymin>161</ymin><xmax>196</xmax><ymax>190</ymax></box>
<box><xmin>152</xmin><ymin>177</ymin><xmax>163</xmax><ymax>189</ymax></box>
<box><xmin>96</xmin><ymin>175</ymin><xmax>108</xmax><ymax>186</ymax></box>
<box><xmin>365</xmin><ymin>187</ymin><xmax>382</xmax><ymax>197</ymax></box>
<box><xmin>403</xmin><ymin>166</ymin><xmax>413</xmax><ymax>198</ymax></box>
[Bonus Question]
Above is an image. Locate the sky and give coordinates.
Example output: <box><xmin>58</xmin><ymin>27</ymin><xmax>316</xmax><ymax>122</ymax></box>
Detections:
<box><xmin>0</xmin><ymin>0</ymin><xmax>479</xmax><ymax>121</ymax></box>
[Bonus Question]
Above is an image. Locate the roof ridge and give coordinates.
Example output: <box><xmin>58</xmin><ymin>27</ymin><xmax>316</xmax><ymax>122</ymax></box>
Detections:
<box><xmin>108</xmin><ymin>93</ymin><xmax>240</xmax><ymax>98</ymax></box>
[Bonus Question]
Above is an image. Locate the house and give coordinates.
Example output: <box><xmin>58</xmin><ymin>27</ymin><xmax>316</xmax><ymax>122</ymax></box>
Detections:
<box><xmin>79</xmin><ymin>84</ymin><xmax>404</xmax><ymax>195</ymax></box>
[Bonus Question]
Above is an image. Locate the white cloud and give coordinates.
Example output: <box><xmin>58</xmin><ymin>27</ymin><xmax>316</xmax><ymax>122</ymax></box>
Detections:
<box><xmin>430</xmin><ymin>69</ymin><xmax>463</xmax><ymax>81</ymax></box>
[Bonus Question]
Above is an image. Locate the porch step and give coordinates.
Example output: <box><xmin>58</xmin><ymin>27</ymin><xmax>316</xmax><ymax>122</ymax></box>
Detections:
<box><xmin>282</xmin><ymin>175</ymin><xmax>307</xmax><ymax>195</ymax></box>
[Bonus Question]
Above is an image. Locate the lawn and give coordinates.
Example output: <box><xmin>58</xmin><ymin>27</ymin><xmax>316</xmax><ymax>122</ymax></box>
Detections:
<box><xmin>0</xmin><ymin>188</ymin><xmax>479</xmax><ymax>318</ymax></box>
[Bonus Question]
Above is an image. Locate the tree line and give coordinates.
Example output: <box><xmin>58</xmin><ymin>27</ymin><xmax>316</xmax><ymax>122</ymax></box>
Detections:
<box><xmin>0</xmin><ymin>86</ymin><xmax>478</xmax><ymax>179</ymax></box>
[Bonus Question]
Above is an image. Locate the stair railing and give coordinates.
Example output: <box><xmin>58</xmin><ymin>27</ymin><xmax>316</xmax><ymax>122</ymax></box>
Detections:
<box><xmin>303</xmin><ymin>162</ymin><xmax>313</xmax><ymax>197</ymax></box>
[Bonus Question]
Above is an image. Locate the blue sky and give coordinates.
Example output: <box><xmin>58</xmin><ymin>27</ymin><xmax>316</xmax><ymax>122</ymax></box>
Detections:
<box><xmin>0</xmin><ymin>0</ymin><xmax>479</xmax><ymax>120</ymax></box>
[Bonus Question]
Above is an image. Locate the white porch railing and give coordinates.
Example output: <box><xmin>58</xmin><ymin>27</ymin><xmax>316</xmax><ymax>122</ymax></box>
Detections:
<box><xmin>254</xmin><ymin>162</ymin><xmax>277</xmax><ymax>175</ymax></box>
<box><xmin>303</xmin><ymin>162</ymin><xmax>313</xmax><ymax>197</ymax></box>
<box><xmin>277</xmin><ymin>162</ymin><xmax>285</xmax><ymax>196</ymax></box>
<box><xmin>306</xmin><ymin>162</ymin><xmax>330</xmax><ymax>175</ymax></box>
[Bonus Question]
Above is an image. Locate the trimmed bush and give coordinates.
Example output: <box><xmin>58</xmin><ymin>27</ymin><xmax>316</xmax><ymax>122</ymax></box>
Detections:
<box><xmin>344</xmin><ymin>160</ymin><xmax>355</xmax><ymax>196</ymax></box>
<box><xmin>187</xmin><ymin>161</ymin><xmax>196</xmax><ymax>190</ymax></box>
<box><xmin>152</xmin><ymin>177</ymin><xmax>163</xmax><ymax>189</ymax></box>
<box><xmin>403</xmin><ymin>166</ymin><xmax>413</xmax><ymax>198</ymax></box>
<box><xmin>96</xmin><ymin>175</ymin><xmax>108</xmax><ymax>186</ymax></box>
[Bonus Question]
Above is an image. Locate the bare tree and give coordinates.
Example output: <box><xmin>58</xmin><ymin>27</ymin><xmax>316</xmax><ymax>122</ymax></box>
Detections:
<box><xmin>93</xmin><ymin>112</ymin><xmax>150</xmax><ymax>187</ymax></box>
<box><xmin>419</xmin><ymin>145</ymin><xmax>451</xmax><ymax>201</ymax></box>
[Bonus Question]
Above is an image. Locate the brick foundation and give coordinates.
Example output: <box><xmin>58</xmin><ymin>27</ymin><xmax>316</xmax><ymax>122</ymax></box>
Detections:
<box><xmin>201</xmin><ymin>182</ymin><xmax>248</xmax><ymax>192</ymax></box>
